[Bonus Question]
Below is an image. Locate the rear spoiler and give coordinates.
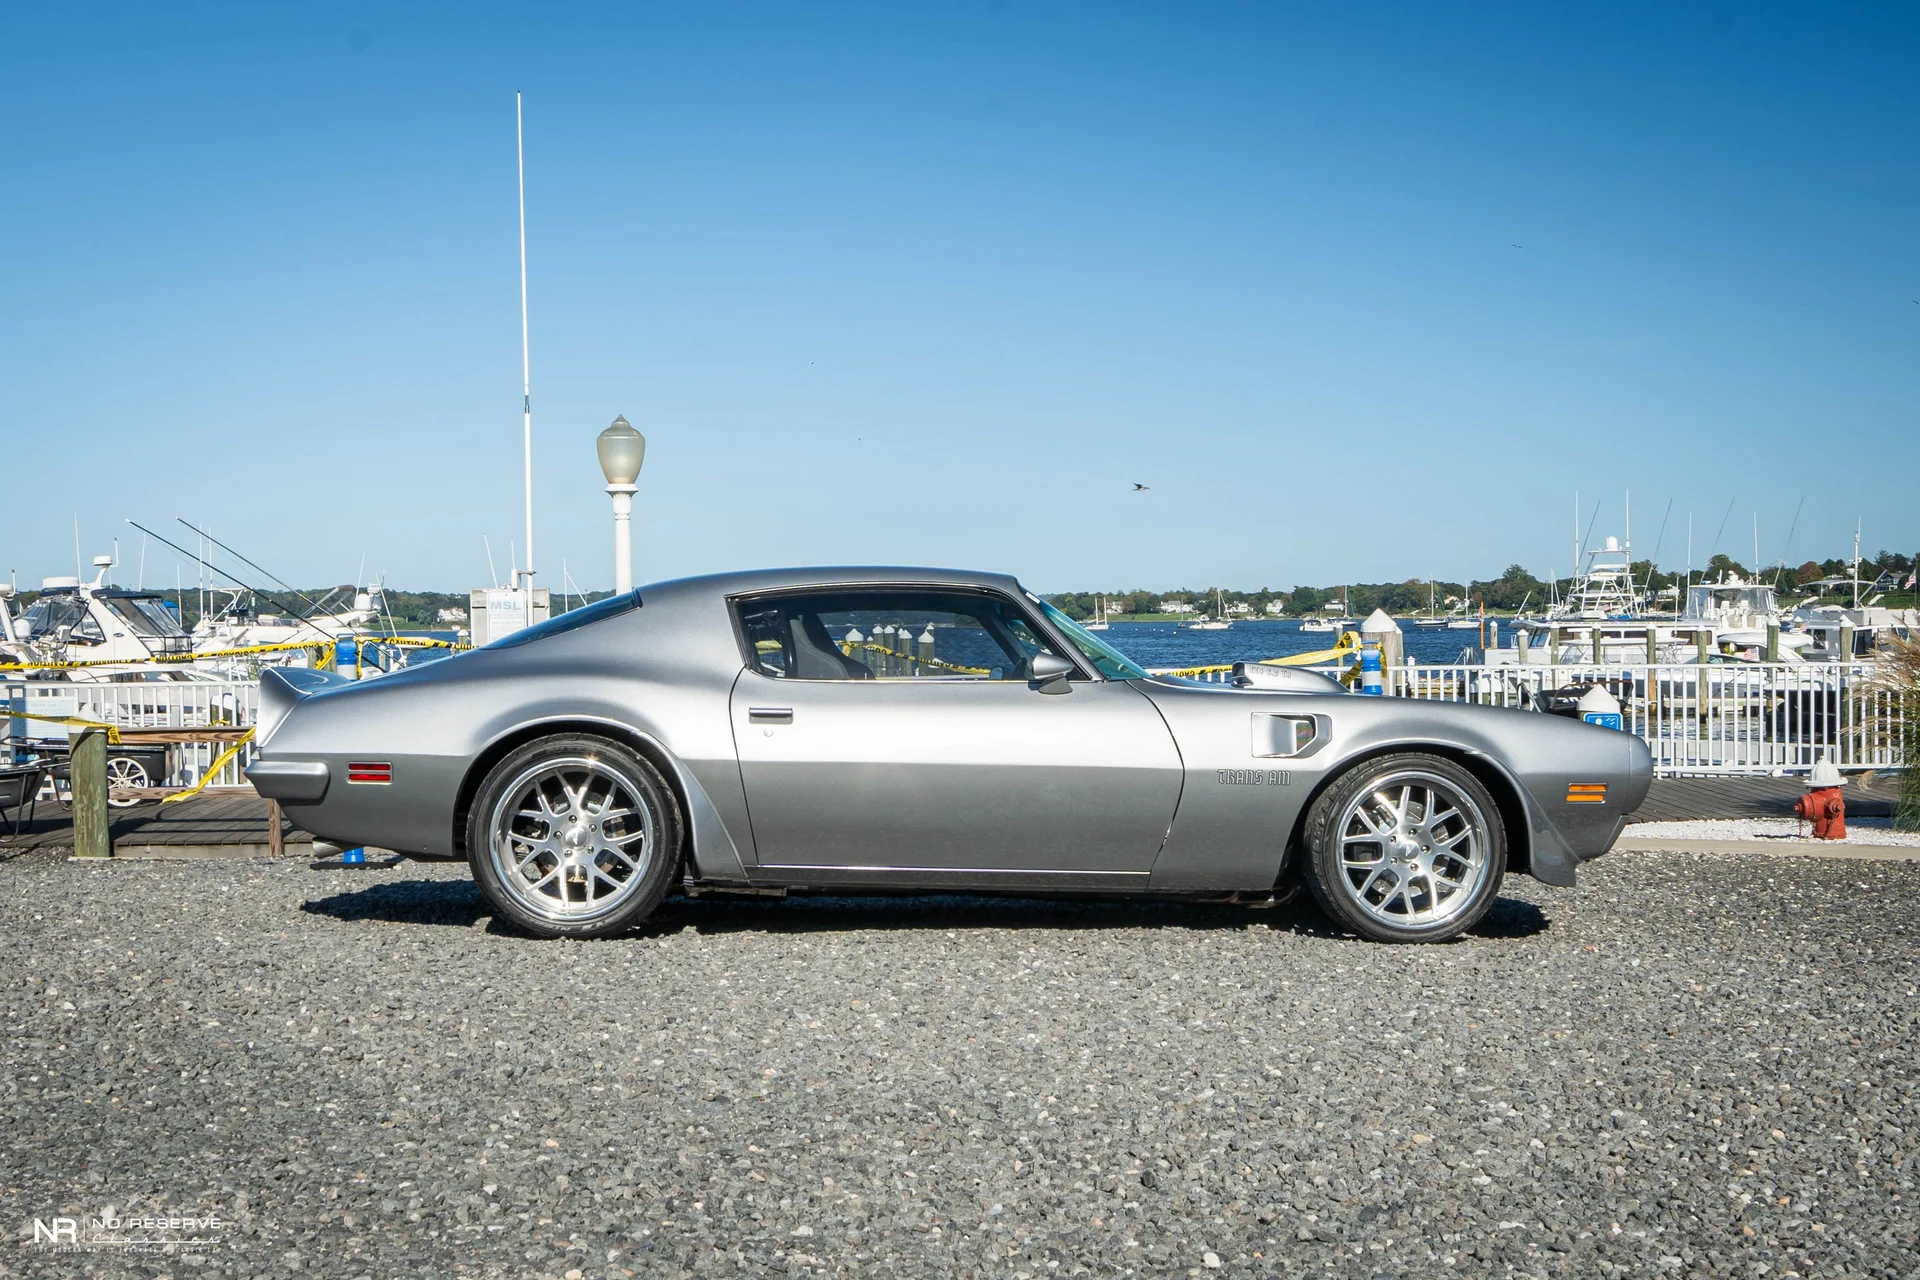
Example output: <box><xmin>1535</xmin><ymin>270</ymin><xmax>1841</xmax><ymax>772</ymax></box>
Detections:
<box><xmin>256</xmin><ymin>665</ymin><xmax>354</xmax><ymax>746</ymax></box>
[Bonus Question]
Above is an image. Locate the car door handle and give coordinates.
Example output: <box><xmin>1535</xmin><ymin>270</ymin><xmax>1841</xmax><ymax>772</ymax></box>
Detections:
<box><xmin>748</xmin><ymin>707</ymin><xmax>794</xmax><ymax>724</ymax></box>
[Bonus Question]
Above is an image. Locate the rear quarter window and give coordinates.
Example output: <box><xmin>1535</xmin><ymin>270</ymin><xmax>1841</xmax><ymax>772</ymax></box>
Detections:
<box><xmin>484</xmin><ymin>591</ymin><xmax>642</xmax><ymax>649</ymax></box>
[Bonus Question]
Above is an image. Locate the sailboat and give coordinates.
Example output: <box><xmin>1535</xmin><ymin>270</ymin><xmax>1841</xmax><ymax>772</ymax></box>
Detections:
<box><xmin>1409</xmin><ymin>579</ymin><xmax>1449</xmax><ymax>627</ymax></box>
<box><xmin>1084</xmin><ymin>596</ymin><xmax>1112</xmax><ymax>631</ymax></box>
<box><xmin>1186</xmin><ymin>587</ymin><xmax>1232</xmax><ymax>631</ymax></box>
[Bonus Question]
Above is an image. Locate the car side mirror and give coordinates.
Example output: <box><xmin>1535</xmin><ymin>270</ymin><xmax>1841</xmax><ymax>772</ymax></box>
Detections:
<box><xmin>1029</xmin><ymin>652</ymin><xmax>1074</xmax><ymax>694</ymax></box>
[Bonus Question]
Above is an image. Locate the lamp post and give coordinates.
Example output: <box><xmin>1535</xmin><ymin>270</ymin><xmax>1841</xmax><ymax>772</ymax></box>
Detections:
<box><xmin>596</xmin><ymin>415</ymin><xmax>646</xmax><ymax>592</ymax></box>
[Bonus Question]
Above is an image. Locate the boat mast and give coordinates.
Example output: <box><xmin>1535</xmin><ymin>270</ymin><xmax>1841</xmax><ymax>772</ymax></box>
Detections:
<box><xmin>1853</xmin><ymin>521</ymin><xmax>1861</xmax><ymax>608</ymax></box>
<box><xmin>1572</xmin><ymin>492</ymin><xmax>1579</xmax><ymax>590</ymax></box>
<box><xmin>516</xmin><ymin>91</ymin><xmax>535</xmax><ymax>592</ymax></box>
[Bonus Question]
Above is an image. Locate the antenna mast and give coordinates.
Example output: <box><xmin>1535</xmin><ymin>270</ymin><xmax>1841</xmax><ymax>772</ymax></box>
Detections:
<box><xmin>516</xmin><ymin>91</ymin><xmax>535</xmax><ymax>590</ymax></box>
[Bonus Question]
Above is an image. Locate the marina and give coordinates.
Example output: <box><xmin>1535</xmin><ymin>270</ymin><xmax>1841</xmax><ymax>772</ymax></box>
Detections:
<box><xmin>4</xmin><ymin>603</ymin><xmax>1907</xmax><ymax>842</ymax></box>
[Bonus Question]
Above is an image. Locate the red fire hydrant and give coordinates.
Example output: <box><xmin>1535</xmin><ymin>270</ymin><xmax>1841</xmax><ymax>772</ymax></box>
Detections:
<box><xmin>1792</xmin><ymin>759</ymin><xmax>1847</xmax><ymax>840</ymax></box>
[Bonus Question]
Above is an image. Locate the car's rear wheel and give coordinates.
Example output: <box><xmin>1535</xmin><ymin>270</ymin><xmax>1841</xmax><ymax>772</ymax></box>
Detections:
<box><xmin>1302</xmin><ymin>753</ymin><xmax>1505</xmax><ymax>943</ymax></box>
<box><xmin>467</xmin><ymin>735</ymin><xmax>681</xmax><ymax>939</ymax></box>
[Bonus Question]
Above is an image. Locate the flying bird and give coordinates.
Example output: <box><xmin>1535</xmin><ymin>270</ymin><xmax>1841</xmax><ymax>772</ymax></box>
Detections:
<box><xmin>1132</xmin><ymin>483</ymin><xmax>1150</xmax><ymax>491</ymax></box>
<box><xmin>1511</xmin><ymin>243</ymin><xmax>1523</xmax><ymax>248</ymax></box>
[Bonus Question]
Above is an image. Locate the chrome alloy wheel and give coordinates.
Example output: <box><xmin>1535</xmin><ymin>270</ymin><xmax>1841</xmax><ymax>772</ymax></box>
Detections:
<box><xmin>486</xmin><ymin>755</ymin><xmax>655</xmax><ymax>923</ymax></box>
<box><xmin>1333</xmin><ymin>769</ymin><xmax>1489</xmax><ymax>928</ymax></box>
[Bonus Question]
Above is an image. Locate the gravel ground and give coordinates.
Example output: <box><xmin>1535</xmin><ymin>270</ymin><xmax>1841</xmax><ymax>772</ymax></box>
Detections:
<box><xmin>3</xmin><ymin>849</ymin><xmax>1917</xmax><ymax>1279</ymax></box>
<box><xmin>1622</xmin><ymin>817</ymin><xmax>1920</xmax><ymax>847</ymax></box>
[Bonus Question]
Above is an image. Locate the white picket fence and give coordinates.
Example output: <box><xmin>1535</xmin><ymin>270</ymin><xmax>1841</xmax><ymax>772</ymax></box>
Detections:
<box><xmin>1161</xmin><ymin>661</ymin><xmax>1905</xmax><ymax>777</ymax></box>
<box><xmin>8</xmin><ymin>681</ymin><xmax>260</xmax><ymax>788</ymax></box>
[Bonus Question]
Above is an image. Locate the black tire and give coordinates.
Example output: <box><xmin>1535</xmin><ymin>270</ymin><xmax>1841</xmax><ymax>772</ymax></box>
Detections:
<box><xmin>466</xmin><ymin>734</ymin><xmax>682</xmax><ymax>939</ymax></box>
<box><xmin>1302</xmin><ymin>752</ymin><xmax>1506</xmax><ymax>943</ymax></box>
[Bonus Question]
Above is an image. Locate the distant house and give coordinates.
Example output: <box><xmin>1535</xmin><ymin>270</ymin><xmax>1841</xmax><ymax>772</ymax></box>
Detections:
<box><xmin>436</xmin><ymin>606</ymin><xmax>469</xmax><ymax>623</ymax></box>
<box><xmin>1264</xmin><ymin>600</ymin><xmax>1287</xmax><ymax>616</ymax></box>
<box><xmin>1225</xmin><ymin>602</ymin><xmax>1254</xmax><ymax>617</ymax></box>
<box><xmin>1159</xmin><ymin>599</ymin><xmax>1197</xmax><ymax>614</ymax></box>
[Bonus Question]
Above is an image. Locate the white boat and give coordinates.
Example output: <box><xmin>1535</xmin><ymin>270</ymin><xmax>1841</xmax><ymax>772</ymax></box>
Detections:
<box><xmin>1408</xmin><ymin>579</ymin><xmax>1451</xmax><ymax>627</ymax></box>
<box><xmin>1299</xmin><ymin>618</ymin><xmax>1338</xmax><ymax>633</ymax></box>
<box><xmin>1083</xmin><ymin>596</ymin><xmax>1111</xmax><ymax>631</ymax></box>
<box><xmin>193</xmin><ymin>586</ymin><xmax>382</xmax><ymax>653</ymax></box>
<box><xmin>1185</xmin><ymin>588</ymin><xmax>1232</xmax><ymax>631</ymax></box>
<box><xmin>4</xmin><ymin>559</ymin><xmax>218</xmax><ymax>683</ymax></box>
<box><xmin>1549</xmin><ymin>535</ymin><xmax>1643</xmax><ymax>622</ymax></box>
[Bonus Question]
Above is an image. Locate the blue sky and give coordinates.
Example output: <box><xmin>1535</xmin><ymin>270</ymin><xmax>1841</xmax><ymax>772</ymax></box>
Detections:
<box><xmin>4</xmin><ymin>3</ymin><xmax>1916</xmax><ymax>595</ymax></box>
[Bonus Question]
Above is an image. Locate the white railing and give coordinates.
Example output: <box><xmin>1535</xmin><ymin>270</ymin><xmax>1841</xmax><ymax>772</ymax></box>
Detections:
<box><xmin>1397</xmin><ymin>661</ymin><xmax>1902</xmax><ymax>776</ymax></box>
<box><xmin>9</xmin><ymin>681</ymin><xmax>260</xmax><ymax>788</ymax></box>
<box><xmin>1154</xmin><ymin>660</ymin><xmax>1906</xmax><ymax>776</ymax></box>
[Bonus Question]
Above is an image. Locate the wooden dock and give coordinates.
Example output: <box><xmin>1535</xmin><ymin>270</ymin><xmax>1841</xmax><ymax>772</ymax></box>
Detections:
<box><xmin>1</xmin><ymin>793</ymin><xmax>311</xmax><ymax>859</ymax></box>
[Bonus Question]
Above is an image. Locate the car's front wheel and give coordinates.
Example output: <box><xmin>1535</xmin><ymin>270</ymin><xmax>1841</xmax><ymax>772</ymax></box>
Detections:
<box><xmin>467</xmin><ymin>735</ymin><xmax>681</xmax><ymax>939</ymax></box>
<box><xmin>1302</xmin><ymin>752</ymin><xmax>1506</xmax><ymax>943</ymax></box>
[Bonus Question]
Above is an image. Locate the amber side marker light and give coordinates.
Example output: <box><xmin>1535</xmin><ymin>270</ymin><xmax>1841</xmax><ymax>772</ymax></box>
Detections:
<box><xmin>1566</xmin><ymin>783</ymin><xmax>1608</xmax><ymax>804</ymax></box>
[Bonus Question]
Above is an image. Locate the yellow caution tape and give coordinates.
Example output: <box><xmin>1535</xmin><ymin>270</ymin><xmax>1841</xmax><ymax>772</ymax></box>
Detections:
<box><xmin>844</xmin><ymin>640</ymin><xmax>991</xmax><ymax>676</ymax></box>
<box><xmin>0</xmin><ymin>632</ymin><xmax>466</xmax><ymax>673</ymax></box>
<box><xmin>1</xmin><ymin>708</ymin><xmax>123</xmax><ymax>743</ymax></box>
<box><xmin>0</xmin><ymin>638</ymin><xmax>332</xmax><ymax>672</ymax></box>
<box><xmin>1156</xmin><ymin>631</ymin><xmax>1362</xmax><ymax>679</ymax></box>
<box><xmin>159</xmin><ymin>728</ymin><xmax>257</xmax><ymax>804</ymax></box>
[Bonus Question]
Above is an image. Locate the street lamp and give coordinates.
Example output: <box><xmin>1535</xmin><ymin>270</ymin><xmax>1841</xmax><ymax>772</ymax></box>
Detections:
<box><xmin>596</xmin><ymin>415</ymin><xmax>646</xmax><ymax>592</ymax></box>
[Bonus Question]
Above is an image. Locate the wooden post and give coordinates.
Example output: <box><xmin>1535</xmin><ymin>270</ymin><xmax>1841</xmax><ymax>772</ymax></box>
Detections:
<box><xmin>1696</xmin><ymin>629</ymin><xmax>1711</xmax><ymax>728</ymax></box>
<box><xmin>1645</xmin><ymin>627</ymin><xmax>1658</xmax><ymax>665</ymax></box>
<box><xmin>267</xmin><ymin>799</ymin><xmax>284</xmax><ymax>857</ymax></box>
<box><xmin>1516</xmin><ymin>627</ymin><xmax>1529</xmax><ymax>665</ymax></box>
<box><xmin>1839</xmin><ymin>622</ymin><xmax>1854</xmax><ymax>661</ymax></box>
<box><xmin>71</xmin><ymin>728</ymin><xmax>111</xmax><ymax>859</ymax></box>
<box><xmin>1766</xmin><ymin>622</ymin><xmax>1780</xmax><ymax>663</ymax></box>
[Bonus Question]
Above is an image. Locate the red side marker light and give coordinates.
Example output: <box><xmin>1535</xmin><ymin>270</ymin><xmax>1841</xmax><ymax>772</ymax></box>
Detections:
<box><xmin>346</xmin><ymin>762</ymin><xmax>392</xmax><ymax>785</ymax></box>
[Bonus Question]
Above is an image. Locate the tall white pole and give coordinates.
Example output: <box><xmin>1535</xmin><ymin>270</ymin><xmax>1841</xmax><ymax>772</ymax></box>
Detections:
<box><xmin>517</xmin><ymin>92</ymin><xmax>535</xmax><ymax>589</ymax></box>
<box><xmin>609</xmin><ymin>486</ymin><xmax>635</xmax><ymax>593</ymax></box>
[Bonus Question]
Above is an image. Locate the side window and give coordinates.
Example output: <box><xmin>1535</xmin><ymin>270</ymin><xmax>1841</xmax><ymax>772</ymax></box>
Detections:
<box><xmin>735</xmin><ymin>589</ymin><xmax>1074</xmax><ymax>681</ymax></box>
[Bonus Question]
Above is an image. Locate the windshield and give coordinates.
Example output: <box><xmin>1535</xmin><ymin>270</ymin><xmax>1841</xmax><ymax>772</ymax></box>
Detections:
<box><xmin>23</xmin><ymin>594</ymin><xmax>100</xmax><ymax>641</ymax></box>
<box><xmin>1038</xmin><ymin>598</ymin><xmax>1149</xmax><ymax>679</ymax></box>
<box><xmin>104</xmin><ymin>595</ymin><xmax>187</xmax><ymax>638</ymax></box>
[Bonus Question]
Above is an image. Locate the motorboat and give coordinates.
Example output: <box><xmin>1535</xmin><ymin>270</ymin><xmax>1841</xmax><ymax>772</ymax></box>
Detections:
<box><xmin>4</xmin><ymin>559</ymin><xmax>217</xmax><ymax>683</ymax></box>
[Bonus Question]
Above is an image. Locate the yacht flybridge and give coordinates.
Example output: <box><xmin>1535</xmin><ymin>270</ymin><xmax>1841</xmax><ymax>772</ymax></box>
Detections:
<box><xmin>1547</xmin><ymin>536</ymin><xmax>1641</xmax><ymax>622</ymax></box>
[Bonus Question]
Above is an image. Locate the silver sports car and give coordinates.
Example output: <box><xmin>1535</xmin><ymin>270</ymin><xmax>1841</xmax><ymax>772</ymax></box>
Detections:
<box><xmin>247</xmin><ymin>567</ymin><xmax>1651</xmax><ymax>943</ymax></box>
